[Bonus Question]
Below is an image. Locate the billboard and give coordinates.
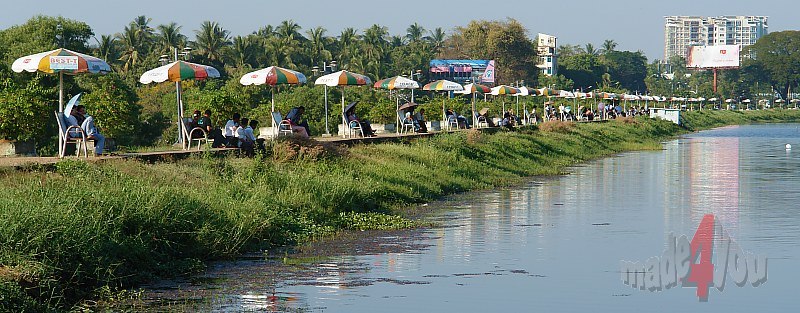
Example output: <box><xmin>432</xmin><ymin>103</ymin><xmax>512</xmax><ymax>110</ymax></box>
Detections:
<box><xmin>687</xmin><ymin>45</ymin><xmax>740</xmax><ymax>69</ymax></box>
<box><xmin>429</xmin><ymin>60</ymin><xmax>494</xmax><ymax>84</ymax></box>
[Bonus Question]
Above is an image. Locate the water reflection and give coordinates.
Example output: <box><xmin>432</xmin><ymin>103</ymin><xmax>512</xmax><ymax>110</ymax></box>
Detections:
<box><xmin>142</xmin><ymin>124</ymin><xmax>800</xmax><ymax>312</ymax></box>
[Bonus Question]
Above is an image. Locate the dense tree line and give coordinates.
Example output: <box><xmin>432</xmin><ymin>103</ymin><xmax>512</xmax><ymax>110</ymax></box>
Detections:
<box><xmin>2</xmin><ymin>15</ymin><xmax>798</xmax><ymax>154</ymax></box>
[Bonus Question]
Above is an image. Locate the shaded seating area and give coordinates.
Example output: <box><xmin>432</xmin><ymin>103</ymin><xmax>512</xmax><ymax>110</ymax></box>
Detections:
<box><xmin>55</xmin><ymin>111</ymin><xmax>93</xmax><ymax>158</ymax></box>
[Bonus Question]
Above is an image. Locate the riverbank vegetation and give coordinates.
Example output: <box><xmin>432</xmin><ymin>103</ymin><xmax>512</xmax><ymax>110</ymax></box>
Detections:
<box><xmin>0</xmin><ymin>116</ymin><xmax>687</xmax><ymax>311</ymax></box>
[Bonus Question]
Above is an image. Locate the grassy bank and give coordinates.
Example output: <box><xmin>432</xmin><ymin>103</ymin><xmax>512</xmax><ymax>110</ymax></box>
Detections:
<box><xmin>680</xmin><ymin>109</ymin><xmax>800</xmax><ymax>131</ymax></box>
<box><xmin>0</xmin><ymin>110</ymin><xmax>796</xmax><ymax>311</ymax></box>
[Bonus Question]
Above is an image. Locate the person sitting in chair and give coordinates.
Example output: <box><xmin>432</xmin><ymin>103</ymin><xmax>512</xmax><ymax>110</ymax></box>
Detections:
<box><xmin>223</xmin><ymin>113</ymin><xmax>241</xmax><ymax>147</ymax></box>
<box><xmin>346</xmin><ymin>107</ymin><xmax>375</xmax><ymax>137</ymax></box>
<box><xmin>71</xmin><ymin>105</ymin><xmax>106</xmax><ymax>155</ymax></box>
<box><xmin>286</xmin><ymin>106</ymin><xmax>311</xmax><ymax>137</ymax></box>
<box><xmin>414</xmin><ymin>108</ymin><xmax>428</xmax><ymax>133</ymax></box>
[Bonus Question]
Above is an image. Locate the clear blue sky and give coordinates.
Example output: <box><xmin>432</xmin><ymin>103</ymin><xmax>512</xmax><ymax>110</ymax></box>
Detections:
<box><xmin>1</xmin><ymin>0</ymin><xmax>795</xmax><ymax>61</ymax></box>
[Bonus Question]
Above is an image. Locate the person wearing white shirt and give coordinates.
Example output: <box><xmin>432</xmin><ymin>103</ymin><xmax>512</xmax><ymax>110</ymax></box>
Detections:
<box><xmin>223</xmin><ymin>112</ymin><xmax>241</xmax><ymax>147</ymax></box>
<box><xmin>239</xmin><ymin>119</ymin><xmax>260</xmax><ymax>156</ymax></box>
<box><xmin>71</xmin><ymin>105</ymin><xmax>105</xmax><ymax>155</ymax></box>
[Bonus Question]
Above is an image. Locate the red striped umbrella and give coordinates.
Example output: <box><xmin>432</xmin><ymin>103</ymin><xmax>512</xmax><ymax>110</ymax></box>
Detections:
<box><xmin>373</xmin><ymin>76</ymin><xmax>420</xmax><ymax>134</ymax></box>
<box><xmin>423</xmin><ymin>80</ymin><xmax>464</xmax><ymax>121</ymax></box>
<box><xmin>240</xmin><ymin>66</ymin><xmax>308</xmax><ymax>133</ymax></box>
<box><xmin>140</xmin><ymin>61</ymin><xmax>220</xmax><ymax>148</ymax></box>
<box><xmin>315</xmin><ymin>70</ymin><xmax>373</xmax><ymax>137</ymax></box>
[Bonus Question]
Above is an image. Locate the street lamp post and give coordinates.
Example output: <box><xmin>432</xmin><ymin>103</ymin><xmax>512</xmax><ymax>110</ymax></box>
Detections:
<box><xmin>313</xmin><ymin>61</ymin><xmax>337</xmax><ymax>137</ymax></box>
<box><xmin>159</xmin><ymin>47</ymin><xmax>192</xmax><ymax>145</ymax></box>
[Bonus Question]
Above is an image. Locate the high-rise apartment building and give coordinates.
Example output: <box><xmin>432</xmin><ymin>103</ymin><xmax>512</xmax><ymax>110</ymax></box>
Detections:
<box><xmin>664</xmin><ymin>16</ymin><xmax>768</xmax><ymax>62</ymax></box>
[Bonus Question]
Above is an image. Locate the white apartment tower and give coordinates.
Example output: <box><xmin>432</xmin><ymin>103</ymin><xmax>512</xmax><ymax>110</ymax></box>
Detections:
<box><xmin>537</xmin><ymin>33</ymin><xmax>557</xmax><ymax>77</ymax></box>
<box><xmin>664</xmin><ymin>16</ymin><xmax>768</xmax><ymax>61</ymax></box>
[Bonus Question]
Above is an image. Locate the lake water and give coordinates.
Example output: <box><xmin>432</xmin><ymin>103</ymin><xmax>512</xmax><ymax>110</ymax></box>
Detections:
<box><xmin>142</xmin><ymin>124</ymin><xmax>800</xmax><ymax>312</ymax></box>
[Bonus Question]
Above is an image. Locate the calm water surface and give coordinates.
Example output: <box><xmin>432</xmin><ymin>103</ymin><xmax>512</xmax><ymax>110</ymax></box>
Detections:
<box><xmin>145</xmin><ymin>124</ymin><xmax>800</xmax><ymax>312</ymax></box>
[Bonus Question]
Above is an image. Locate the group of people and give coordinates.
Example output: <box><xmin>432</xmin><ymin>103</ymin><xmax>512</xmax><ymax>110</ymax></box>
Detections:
<box><xmin>190</xmin><ymin>110</ymin><xmax>261</xmax><ymax>155</ymax></box>
<box><xmin>401</xmin><ymin>108</ymin><xmax>428</xmax><ymax>133</ymax></box>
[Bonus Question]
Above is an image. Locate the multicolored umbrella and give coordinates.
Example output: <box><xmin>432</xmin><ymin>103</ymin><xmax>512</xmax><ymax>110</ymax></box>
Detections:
<box><xmin>373</xmin><ymin>76</ymin><xmax>420</xmax><ymax>90</ymax></box>
<box><xmin>12</xmin><ymin>48</ymin><xmax>110</xmax><ymax>156</ymax></box>
<box><xmin>12</xmin><ymin>48</ymin><xmax>111</xmax><ymax>112</ymax></box>
<box><xmin>373</xmin><ymin>76</ymin><xmax>420</xmax><ymax>134</ymax></box>
<box><xmin>240</xmin><ymin>66</ymin><xmax>307</xmax><ymax>135</ymax></box>
<box><xmin>315</xmin><ymin>70</ymin><xmax>372</xmax><ymax>137</ymax></box>
<box><xmin>537</xmin><ymin>88</ymin><xmax>560</xmax><ymax>97</ymax></box>
<box><xmin>458</xmin><ymin>83</ymin><xmax>492</xmax><ymax>95</ymax></box>
<box><xmin>315</xmin><ymin>70</ymin><xmax>371</xmax><ymax>87</ymax></box>
<box><xmin>423</xmin><ymin>79</ymin><xmax>464</xmax><ymax>92</ymax></box>
<box><xmin>139</xmin><ymin>61</ymin><xmax>220</xmax><ymax>84</ymax></box>
<box><xmin>490</xmin><ymin>85</ymin><xmax>519</xmax><ymax>96</ymax></box>
<box><xmin>140</xmin><ymin>61</ymin><xmax>220</xmax><ymax>148</ymax></box>
<box><xmin>459</xmin><ymin>83</ymin><xmax>492</xmax><ymax>126</ymax></box>
<box><xmin>423</xmin><ymin>80</ymin><xmax>464</xmax><ymax>121</ymax></box>
<box><xmin>491</xmin><ymin>85</ymin><xmax>520</xmax><ymax>117</ymax></box>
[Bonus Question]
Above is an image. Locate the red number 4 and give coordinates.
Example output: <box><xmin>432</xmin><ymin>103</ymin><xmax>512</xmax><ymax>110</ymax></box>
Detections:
<box><xmin>686</xmin><ymin>214</ymin><xmax>715</xmax><ymax>301</ymax></box>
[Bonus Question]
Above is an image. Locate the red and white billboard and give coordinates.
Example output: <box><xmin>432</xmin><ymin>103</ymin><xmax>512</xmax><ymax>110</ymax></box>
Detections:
<box><xmin>687</xmin><ymin>45</ymin><xmax>740</xmax><ymax>69</ymax></box>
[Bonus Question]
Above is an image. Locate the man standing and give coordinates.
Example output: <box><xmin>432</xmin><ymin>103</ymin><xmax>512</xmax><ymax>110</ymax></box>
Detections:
<box><xmin>286</xmin><ymin>106</ymin><xmax>311</xmax><ymax>137</ymax></box>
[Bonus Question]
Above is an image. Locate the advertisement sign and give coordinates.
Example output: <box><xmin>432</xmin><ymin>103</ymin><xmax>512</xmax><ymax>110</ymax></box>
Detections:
<box><xmin>687</xmin><ymin>45</ymin><xmax>740</xmax><ymax>69</ymax></box>
<box><xmin>49</xmin><ymin>56</ymin><xmax>79</xmax><ymax>70</ymax></box>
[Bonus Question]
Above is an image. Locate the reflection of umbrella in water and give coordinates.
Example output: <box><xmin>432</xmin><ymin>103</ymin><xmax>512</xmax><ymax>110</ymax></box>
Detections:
<box><xmin>64</xmin><ymin>93</ymin><xmax>83</xmax><ymax>117</ymax></box>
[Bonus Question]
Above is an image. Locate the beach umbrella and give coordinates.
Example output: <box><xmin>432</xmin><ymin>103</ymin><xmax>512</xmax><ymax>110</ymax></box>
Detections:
<box><xmin>140</xmin><ymin>60</ymin><xmax>220</xmax><ymax>145</ymax></box>
<box><xmin>491</xmin><ymin>85</ymin><xmax>519</xmax><ymax>116</ymax></box>
<box><xmin>315</xmin><ymin>70</ymin><xmax>372</xmax><ymax>137</ymax></box>
<box><xmin>373</xmin><ymin>76</ymin><xmax>419</xmax><ymax>134</ymax></box>
<box><xmin>240</xmin><ymin>66</ymin><xmax>307</xmax><ymax>136</ymax></box>
<box><xmin>423</xmin><ymin>79</ymin><xmax>464</xmax><ymax>121</ymax></box>
<box><xmin>459</xmin><ymin>83</ymin><xmax>492</xmax><ymax>125</ymax></box>
<box><xmin>12</xmin><ymin>48</ymin><xmax>111</xmax><ymax>112</ymax></box>
<box><xmin>537</xmin><ymin>87</ymin><xmax>560</xmax><ymax>97</ymax></box>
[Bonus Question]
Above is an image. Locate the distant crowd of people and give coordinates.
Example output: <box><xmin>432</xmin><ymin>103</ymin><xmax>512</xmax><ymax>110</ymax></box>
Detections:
<box><xmin>190</xmin><ymin>110</ymin><xmax>261</xmax><ymax>156</ymax></box>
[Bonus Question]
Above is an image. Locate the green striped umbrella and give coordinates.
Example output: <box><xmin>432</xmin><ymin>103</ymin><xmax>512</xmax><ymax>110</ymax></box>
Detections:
<box><xmin>374</xmin><ymin>76</ymin><xmax>420</xmax><ymax>134</ymax></box>
<box><xmin>240</xmin><ymin>66</ymin><xmax>308</xmax><ymax>135</ymax></box>
<box><xmin>423</xmin><ymin>80</ymin><xmax>464</xmax><ymax>121</ymax></box>
<box><xmin>315</xmin><ymin>70</ymin><xmax>372</xmax><ymax>137</ymax></box>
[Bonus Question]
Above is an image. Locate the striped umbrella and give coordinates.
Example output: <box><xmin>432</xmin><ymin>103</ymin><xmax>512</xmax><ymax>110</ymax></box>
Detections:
<box><xmin>12</xmin><ymin>48</ymin><xmax>110</xmax><ymax>156</ymax></box>
<box><xmin>459</xmin><ymin>83</ymin><xmax>492</xmax><ymax>95</ymax></box>
<box><xmin>423</xmin><ymin>80</ymin><xmax>464</xmax><ymax>121</ymax></box>
<box><xmin>12</xmin><ymin>48</ymin><xmax>111</xmax><ymax>112</ymax></box>
<box><xmin>537</xmin><ymin>87</ymin><xmax>560</xmax><ymax>97</ymax></box>
<box><xmin>315</xmin><ymin>70</ymin><xmax>372</xmax><ymax>137</ymax></box>
<box><xmin>491</xmin><ymin>85</ymin><xmax>520</xmax><ymax>117</ymax></box>
<box><xmin>459</xmin><ymin>83</ymin><xmax>492</xmax><ymax>126</ymax></box>
<box><xmin>373</xmin><ymin>76</ymin><xmax>419</xmax><ymax>134</ymax></box>
<box><xmin>140</xmin><ymin>61</ymin><xmax>220</xmax><ymax>147</ymax></box>
<box><xmin>240</xmin><ymin>66</ymin><xmax>307</xmax><ymax>134</ymax></box>
<box><xmin>373</xmin><ymin>75</ymin><xmax>420</xmax><ymax>90</ymax></box>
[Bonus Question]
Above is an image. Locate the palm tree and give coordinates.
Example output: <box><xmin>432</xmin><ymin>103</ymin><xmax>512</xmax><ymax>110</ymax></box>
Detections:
<box><xmin>337</xmin><ymin>27</ymin><xmax>359</xmax><ymax>67</ymax></box>
<box><xmin>585</xmin><ymin>43</ymin><xmax>599</xmax><ymax>56</ymax></box>
<box><xmin>94</xmin><ymin>35</ymin><xmax>118</xmax><ymax>62</ymax></box>
<box><xmin>116</xmin><ymin>24</ymin><xmax>143</xmax><ymax>73</ymax></box>
<box><xmin>602</xmin><ymin>39</ymin><xmax>617</xmax><ymax>54</ymax></box>
<box><xmin>229</xmin><ymin>35</ymin><xmax>258</xmax><ymax>68</ymax></box>
<box><xmin>193</xmin><ymin>21</ymin><xmax>232</xmax><ymax>63</ymax></box>
<box><xmin>406</xmin><ymin>23</ymin><xmax>426</xmax><ymax>43</ymax></box>
<box><xmin>426</xmin><ymin>27</ymin><xmax>446</xmax><ymax>52</ymax></box>
<box><xmin>306</xmin><ymin>26</ymin><xmax>332</xmax><ymax>66</ymax></box>
<box><xmin>276</xmin><ymin>20</ymin><xmax>302</xmax><ymax>41</ymax></box>
<box><xmin>156</xmin><ymin>22</ymin><xmax>186</xmax><ymax>53</ymax></box>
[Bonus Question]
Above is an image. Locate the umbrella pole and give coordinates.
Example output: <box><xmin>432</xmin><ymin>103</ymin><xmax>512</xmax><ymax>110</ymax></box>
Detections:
<box><xmin>341</xmin><ymin>88</ymin><xmax>346</xmax><ymax>138</ymax></box>
<box><xmin>442</xmin><ymin>95</ymin><xmax>446</xmax><ymax>123</ymax></box>
<box><xmin>58</xmin><ymin>71</ymin><xmax>64</xmax><ymax>157</ymax></box>
<box><xmin>324</xmin><ymin>85</ymin><xmax>330</xmax><ymax>136</ymax></box>
<box><xmin>272</xmin><ymin>87</ymin><xmax>276</xmax><ymax>139</ymax></box>
<box><xmin>176</xmin><ymin>80</ymin><xmax>184</xmax><ymax>146</ymax></box>
<box><xmin>396</xmin><ymin>94</ymin><xmax>400</xmax><ymax>135</ymax></box>
<box><xmin>472</xmin><ymin>93</ymin><xmax>477</xmax><ymax>127</ymax></box>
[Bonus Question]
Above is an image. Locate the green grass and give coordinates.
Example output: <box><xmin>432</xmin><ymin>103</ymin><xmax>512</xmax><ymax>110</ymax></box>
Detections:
<box><xmin>0</xmin><ymin>110</ymin><xmax>794</xmax><ymax>311</ymax></box>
